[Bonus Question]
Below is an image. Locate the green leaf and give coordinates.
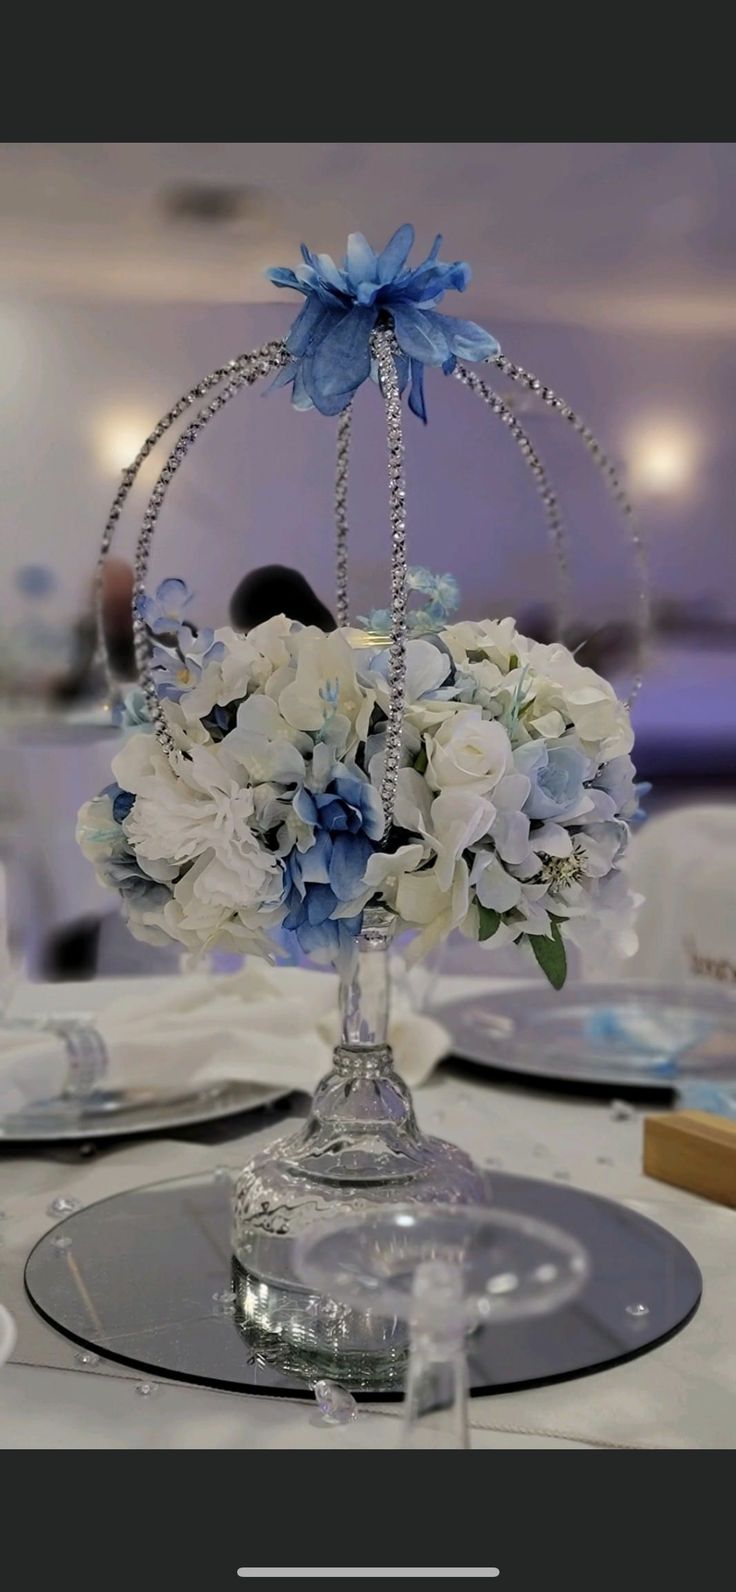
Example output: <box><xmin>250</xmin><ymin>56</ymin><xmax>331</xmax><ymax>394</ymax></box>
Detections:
<box><xmin>477</xmin><ymin>905</ymin><xmax>501</xmax><ymax>942</ymax></box>
<box><xmin>529</xmin><ymin>919</ymin><xmax>567</xmax><ymax>990</ymax></box>
<box><xmin>414</xmin><ymin>747</ymin><xmax>428</xmax><ymax>775</ymax></box>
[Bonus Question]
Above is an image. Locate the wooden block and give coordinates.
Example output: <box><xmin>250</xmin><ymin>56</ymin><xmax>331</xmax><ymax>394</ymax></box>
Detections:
<box><xmin>644</xmin><ymin>1110</ymin><xmax>736</xmax><ymax>1208</ymax></box>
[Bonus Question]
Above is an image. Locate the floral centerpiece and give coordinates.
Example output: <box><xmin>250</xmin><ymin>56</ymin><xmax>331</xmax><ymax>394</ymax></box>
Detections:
<box><xmin>77</xmin><ymin>577</ymin><xmax>643</xmax><ymax>990</ymax></box>
<box><xmin>78</xmin><ymin>222</ymin><xmax>650</xmax><ymax>1344</ymax></box>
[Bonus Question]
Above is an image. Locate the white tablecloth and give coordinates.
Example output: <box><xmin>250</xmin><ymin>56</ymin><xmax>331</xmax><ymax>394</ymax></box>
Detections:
<box><xmin>1</xmin><ymin>975</ymin><xmax>735</xmax><ymax>1450</ymax></box>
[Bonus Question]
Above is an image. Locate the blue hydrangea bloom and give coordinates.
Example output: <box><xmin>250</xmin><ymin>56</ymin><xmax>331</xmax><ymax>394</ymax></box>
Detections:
<box><xmin>96</xmin><ymin>786</ymin><xmax>173</xmax><ymax>907</ymax></box>
<box><xmin>100</xmin><ymin>781</ymin><xmax>134</xmax><ymax>823</ymax></box>
<box><xmin>266</xmin><ymin>224</ymin><xmax>499</xmax><ymax>422</ymax></box>
<box><xmin>407</xmin><ymin>567</ymin><xmax>460</xmax><ymax>610</ymax></box>
<box><xmin>283</xmin><ymin>905</ymin><xmax>365</xmax><ymax>965</ymax></box>
<box><xmin>151</xmin><ymin>626</ymin><xmax>225</xmax><ymax>702</ymax></box>
<box><xmin>283</xmin><ymin>769</ymin><xmax>383</xmax><ymax>957</ymax></box>
<box><xmin>358</xmin><ymin>565</ymin><xmax>461</xmax><ymax>637</ymax></box>
<box><xmin>136</xmin><ymin>577</ymin><xmax>194</xmax><ymax>636</ymax></box>
<box><xmin>121</xmin><ymin>686</ymin><xmax>153</xmax><ymax>729</ymax></box>
<box><xmin>357</xmin><ymin>606</ymin><xmax>393</xmax><ymax>635</ymax></box>
<box><xmin>111</xmin><ymin>787</ymin><xmax>135</xmax><ymax>824</ymax></box>
<box><xmin>592</xmin><ymin>755</ymin><xmax>651</xmax><ymax>822</ymax></box>
<box><xmin>296</xmin><ymin>772</ymin><xmax>384</xmax><ymax>846</ymax></box>
<box><xmin>98</xmin><ymin>847</ymin><xmax>173</xmax><ymax>910</ymax></box>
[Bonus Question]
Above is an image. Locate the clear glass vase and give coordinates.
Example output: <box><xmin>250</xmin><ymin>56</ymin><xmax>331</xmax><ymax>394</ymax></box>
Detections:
<box><xmin>231</xmin><ymin>906</ymin><xmax>485</xmax><ymax>1376</ymax></box>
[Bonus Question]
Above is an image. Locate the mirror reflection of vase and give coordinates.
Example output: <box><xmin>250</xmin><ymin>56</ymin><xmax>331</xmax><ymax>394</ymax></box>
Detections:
<box><xmin>231</xmin><ymin>1261</ymin><xmax>409</xmax><ymax>1392</ymax></box>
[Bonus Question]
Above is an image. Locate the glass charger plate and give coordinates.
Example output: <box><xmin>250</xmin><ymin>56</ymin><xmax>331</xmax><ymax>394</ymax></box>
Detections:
<box><xmin>440</xmin><ymin>981</ymin><xmax>736</xmax><ymax>1092</ymax></box>
<box><xmin>24</xmin><ymin>1170</ymin><xmax>701</xmax><ymax>1399</ymax></box>
<box><xmin>0</xmin><ymin>1081</ymin><xmax>286</xmax><ymax>1143</ymax></box>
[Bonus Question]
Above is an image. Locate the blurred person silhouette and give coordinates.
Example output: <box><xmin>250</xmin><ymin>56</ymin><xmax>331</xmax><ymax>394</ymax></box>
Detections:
<box><xmin>230</xmin><ymin>565</ymin><xmax>335</xmax><ymax>633</ymax></box>
<box><xmin>53</xmin><ymin>557</ymin><xmax>136</xmax><ymax>704</ymax></box>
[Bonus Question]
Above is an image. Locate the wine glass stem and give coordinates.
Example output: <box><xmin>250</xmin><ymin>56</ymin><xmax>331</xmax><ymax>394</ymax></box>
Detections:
<box><xmin>402</xmin><ymin>1260</ymin><xmax>470</xmax><ymax>1449</ymax></box>
<box><xmin>401</xmin><ymin>1340</ymin><xmax>470</xmax><ymax>1449</ymax></box>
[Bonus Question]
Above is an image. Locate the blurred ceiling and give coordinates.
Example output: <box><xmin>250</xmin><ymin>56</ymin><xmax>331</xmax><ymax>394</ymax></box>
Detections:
<box><xmin>2</xmin><ymin>142</ymin><xmax>736</xmax><ymax>332</ymax></box>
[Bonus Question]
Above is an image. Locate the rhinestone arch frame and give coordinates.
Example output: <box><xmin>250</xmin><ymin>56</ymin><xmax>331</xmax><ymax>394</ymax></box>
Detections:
<box><xmin>95</xmin><ymin>332</ymin><xmax>649</xmax><ymax>832</ymax></box>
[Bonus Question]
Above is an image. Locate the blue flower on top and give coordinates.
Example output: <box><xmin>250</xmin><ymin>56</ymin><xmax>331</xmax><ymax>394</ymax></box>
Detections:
<box><xmin>267</xmin><ymin>224</ymin><xmax>499</xmax><ymax>423</ymax></box>
<box><xmin>151</xmin><ymin>626</ymin><xmax>225</xmax><ymax>702</ymax></box>
<box><xmin>283</xmin><ymin>768</ymin><xmax>384</xmax><ymax>961</ymax></box>
<box><xmin>136</xmin><ymin>577</ymin><xmax>194</xmax><ymax>637</ymax></box>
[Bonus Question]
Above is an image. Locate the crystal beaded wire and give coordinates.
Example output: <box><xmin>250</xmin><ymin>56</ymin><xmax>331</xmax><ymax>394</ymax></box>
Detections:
<box><xmin>489</xmin><ymin>353</ymin><xmax>650</xmax><ymax>704</ymax></box>
<box><xmin>372</xmin><ymin>327</ymin><xmax>409</xmax><ymax>834</ymax></box>
<box><xmin>453</xmin><ymin>363</ymin><xmax>571</xmax><ymax>640</ymax></box>
<box><xmin>93</xmin><ymin>341</ymin><xmax>288</xmax><ymax>702</ymax></box>
<box><xmin>130</xmin><ymin>342</ymin><xmax>289</xmax><ymax>755</ymax></box>
<box><xmin>334</xmin><ymin>403</ymin><xmax>352</xmax><ymax>628</ymax></box>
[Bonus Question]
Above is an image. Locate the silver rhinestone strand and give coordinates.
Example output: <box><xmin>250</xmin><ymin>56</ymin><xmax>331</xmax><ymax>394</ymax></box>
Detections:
<box><xmin>133</xmin><ymin>342</ymin><xmax>289</xmax><ymax>755</ymax></box>
<box><xmin>335</xmin><ymin>403</ymin><xmax>352</xmax><ymax>627</ymax></box>
<box><xmin>490</xmin><ymin>353</ymin><xmax>650</xmax><ymax>703</ymax></box>
<box><xmin>372</xmin><ymin>326</ymin><xmax>408</xmax><ymax>834</ymax></box>
<box><xmin>454</xmin><ymin>363</ymin><xmax>571</xmax><ymax>639</ymax></box>
<box><xmin>94</xmin><ymin>343</ymin><xmax>288</xmax><ymax>699</ymax></box>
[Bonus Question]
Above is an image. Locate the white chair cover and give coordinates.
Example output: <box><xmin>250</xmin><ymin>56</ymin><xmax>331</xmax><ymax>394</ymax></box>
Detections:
<box><xmin>624</xmin><ymin>803</ymin><xmax>736</xmax><ymax>986</ymax></box>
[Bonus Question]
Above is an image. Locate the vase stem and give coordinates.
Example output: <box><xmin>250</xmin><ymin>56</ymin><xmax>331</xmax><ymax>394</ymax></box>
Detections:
<box><xmin>339</xmin><ymin>907</ymin><xmax>394</xmax><ymax>1050</ymax></box>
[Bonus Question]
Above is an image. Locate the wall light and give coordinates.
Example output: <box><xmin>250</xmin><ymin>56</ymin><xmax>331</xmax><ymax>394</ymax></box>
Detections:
<box><xmin>93</xmin><ymin>410</ymin><xmax>155</xmax><ymax>475</ymax></box>
<box><xmin>625</xmin><ymin>418</ymin><xmax>700</xmax><ymax>498</ymax></box>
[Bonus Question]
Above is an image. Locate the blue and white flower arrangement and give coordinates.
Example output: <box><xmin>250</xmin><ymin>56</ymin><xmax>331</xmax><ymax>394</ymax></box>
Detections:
<box><xmin>77</xmin><ymin>583</ymin><xmax>644</xmax><ymax>987</ymax></box>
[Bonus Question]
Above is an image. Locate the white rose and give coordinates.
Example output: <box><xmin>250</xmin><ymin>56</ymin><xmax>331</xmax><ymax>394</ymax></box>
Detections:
<box><xmin>426</xmin><ymin>709</ymin><xmax>513</xmax><ymax>793</ymax></box>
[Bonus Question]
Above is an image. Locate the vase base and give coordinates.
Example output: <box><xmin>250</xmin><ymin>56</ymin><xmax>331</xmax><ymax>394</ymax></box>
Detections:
<box><xmin>231</xmin><ymin>1124</ymin><xmax>487</xmax><ymax>1294</ymax></box>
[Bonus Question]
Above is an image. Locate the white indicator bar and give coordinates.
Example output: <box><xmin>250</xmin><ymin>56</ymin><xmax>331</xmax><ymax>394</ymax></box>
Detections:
<box><xmin>236</xmin><ymin>1572</ymin><xmax>500</xmax><ymax>1579</ymax></box>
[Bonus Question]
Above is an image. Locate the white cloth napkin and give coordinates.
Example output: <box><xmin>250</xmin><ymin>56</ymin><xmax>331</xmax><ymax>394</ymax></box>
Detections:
<box><xmin>0</xmin><ymin>964</ymin><xmax>450</xmax><ymax>1116</ymax></box>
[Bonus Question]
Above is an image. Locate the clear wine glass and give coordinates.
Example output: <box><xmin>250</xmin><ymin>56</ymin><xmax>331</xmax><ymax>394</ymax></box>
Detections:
<box><xmin>295</xmin><ymin>1202</ymin><xmax>589</xmax><ymax>1448</ymax></box>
